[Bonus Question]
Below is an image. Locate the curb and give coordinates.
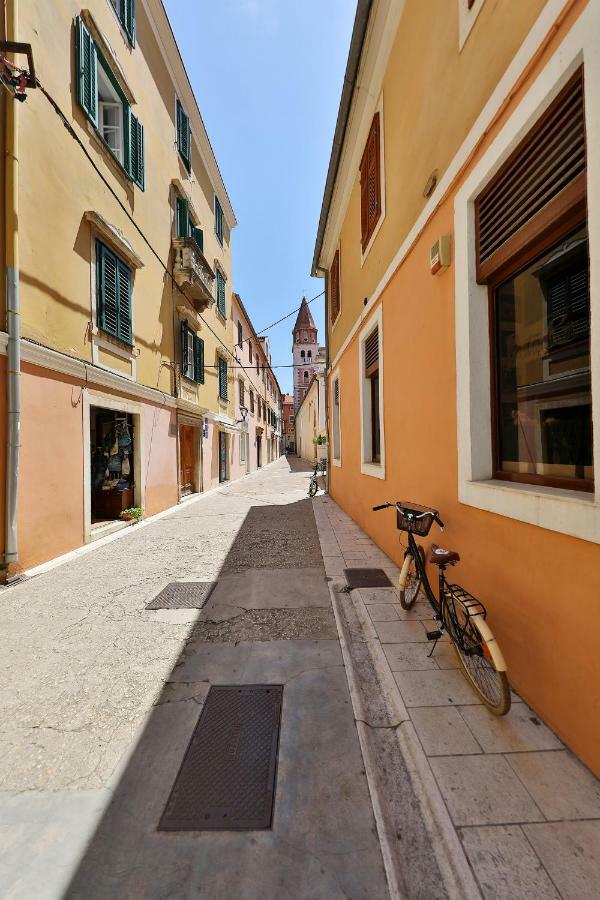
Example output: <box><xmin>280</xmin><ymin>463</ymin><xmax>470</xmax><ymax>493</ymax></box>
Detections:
<box><xmin>328</xmin><ymin>579</ymin><xmax>481</xmax><ymax>900</ymax></box>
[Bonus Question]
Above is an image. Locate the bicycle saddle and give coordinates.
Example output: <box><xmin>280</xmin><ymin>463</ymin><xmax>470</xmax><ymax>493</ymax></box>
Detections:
<box><xmin>429</xmin><ymin>544</ymin><xmax>460</xmax><ymax>566</ymax></box>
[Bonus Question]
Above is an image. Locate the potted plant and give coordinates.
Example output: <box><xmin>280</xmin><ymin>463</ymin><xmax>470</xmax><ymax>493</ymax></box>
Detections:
<box><xmin>315</xmin><ymin>434</ymin><xmax>328</xmax><ymax>460</ymax></box>
<box><xmin>121</xmin><ymin>506</ymin><xmax>143</xmax><ymax>524</ymax></box>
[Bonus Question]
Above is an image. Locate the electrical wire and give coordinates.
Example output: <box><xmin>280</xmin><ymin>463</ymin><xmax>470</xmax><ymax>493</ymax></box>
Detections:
<box><xmin>35</xmin><ymin>78</ymin><xmax>277</xmax><ymax>408</ymax></box>
<box><xmin>255</xmin><ymin>290</ymin><xmax>324</xmax><ymax>335</ymax></box>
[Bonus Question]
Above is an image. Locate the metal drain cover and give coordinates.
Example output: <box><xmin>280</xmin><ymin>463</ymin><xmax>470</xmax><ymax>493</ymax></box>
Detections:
<box><xmin>146</xmin><ymin>582</ymin><xmax>216</xmax><ymax>610</ymax></box>
<box><xmin>159</xmin><ymin>684</ymin><xmax>283</xmax><ymax>831</ymax></box>
<box><xmin>344</xmin><ymin>568</ymin><xmax>392</xmax><ymax>589</ymax></box>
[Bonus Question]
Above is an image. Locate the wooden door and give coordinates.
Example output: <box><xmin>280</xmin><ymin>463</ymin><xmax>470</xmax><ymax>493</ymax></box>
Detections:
<box><xmin>180</xmin><ymin>425</ymin><xmax>195</xmax><ymax>494</ymax></box>
<box><xmin>219</xmin><ymin>431</ymin><xmax>228</xmax><ymax>483</ymax></box>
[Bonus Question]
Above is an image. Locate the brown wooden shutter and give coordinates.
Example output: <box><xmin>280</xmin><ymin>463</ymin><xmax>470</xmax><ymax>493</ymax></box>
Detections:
<box><xmin>334</xmin><ymin>379</ymin><xmax>340</xmax><ymax>405</ymax></box>
<box><xmin>475</xmin><ymin>69</ymin><xmax>586</xmax><ymax>282</ymax></box>
<box><xmin>330</xmin><ymin>249</ymin><xmax>340</xmax><ymax>323</ymax></box>
<box><xmin>360</xmin><ymin>113</ymin><xmax>382</xmax><ymax>250</ymax></box>
<box><xmin>365</xmin><ymin>326</ymin><xmax>379</xmax><ymax>377</ymax></box>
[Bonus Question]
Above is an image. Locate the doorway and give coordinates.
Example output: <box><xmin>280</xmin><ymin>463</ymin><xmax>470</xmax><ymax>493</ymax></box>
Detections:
<box><xmin>90</xmin><ymin>407</ymin><xmax>135</xmax><ymax>526</ymax></box>
<box><xmin>179</xmin><ymin>424</ymin><xmax>198</xmax><ymax>496</ymax></box>
<box><xmin>219</xmin><ymin>431</ymin><xmax>228</xmax><ymax>483</ymax></box>
<box><xmin>257</xmin><ymin>435</ymin><xmax>262</xmax><ymax>468</ymax></box>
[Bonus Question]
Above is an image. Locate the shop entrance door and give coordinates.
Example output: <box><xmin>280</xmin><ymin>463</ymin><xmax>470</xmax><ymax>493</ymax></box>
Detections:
<box><xmin>219</xmin><ymin>431</ymin><xmax>228</xmax><ymax>483</ymax></box>
<box><xmin>257</xmin><ymin>436</ymin><xmax>262</xmax><ymax>468</ymax></box>
<box><xmin>180</xmin><ymin>425</ymin><xmax>196</xmax><ymax>495</ymax></box>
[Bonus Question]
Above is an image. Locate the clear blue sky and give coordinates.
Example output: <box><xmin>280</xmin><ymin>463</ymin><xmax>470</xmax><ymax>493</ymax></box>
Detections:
<box><xmin>163</xmin><ymin>0</ymin><xmax>356</xmax><ymax>394</ymax></box>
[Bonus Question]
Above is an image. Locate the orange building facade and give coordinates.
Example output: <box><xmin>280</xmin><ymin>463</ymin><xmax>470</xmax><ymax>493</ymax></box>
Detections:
<box><xmin>313</xmin><ymin>0</ymin><xmax>600</xmax><ymax>774</ymax></box>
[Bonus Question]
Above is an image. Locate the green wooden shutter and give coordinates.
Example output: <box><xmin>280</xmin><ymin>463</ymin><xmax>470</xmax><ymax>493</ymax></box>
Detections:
<box><xmin>191</xmin><ymin>226</ymin><xmax>204</xmax><ymax>253</ymax></box>
<box><xmin>122</xmin><ymin>0</ymin><xmax>136</xmax><ymax>45</ymax></box>
<box><xmin>176</xmin><ymin>197</ymin><xmax>190</xmax><ymax>238</ymax></box>
<box><xmin>194</xmin><ymin>335</ymin><xmax>205</xmax><ymax>384</ymax></box>
<box><xmin>215</xmin><ymin>197</ymin><xmax>224</xmax><ymax>244</ymax></box>
<box><xmin>76</xmin><ymin>17</ymin><xmax>98</xmax><ymax>126</ymax></box>
<box><xmin>128</xmin><ymin>111</ymin><xmax>144</xmax><ymax>190</ymax></box>
<box><xmin>176</xmin><ymin>100</ymin><xmax>191</xmax><ymax>172</ymax></box>
<box><xmin>97</xmin><ymin>242</ymin><xmax>118</xmax><ymax>337</ymax></box>
<box><xmin>216</xmin><ymin>271</ymin><xmax>226</xmax><ymax>318</ymax></box>
<box><xmin>181</xmin><ymin>319</ymin><xmax>189</xmax><ymax>375</ymax></box>
<box><xmin>116</xmin><ymin>257</ymin><xmax>132</xmax><ymax>344</ymax></box>
<box><xmin>218</xmin><ymin>358</ymin><xmax>227</xmax><ymax>400</ymax></box>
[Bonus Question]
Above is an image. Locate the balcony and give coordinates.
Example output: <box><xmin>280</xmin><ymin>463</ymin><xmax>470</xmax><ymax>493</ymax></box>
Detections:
<box><xmin>172</xmin><ymin>237</ymin><xmax>215</xmax><ymax>311</ymax></box>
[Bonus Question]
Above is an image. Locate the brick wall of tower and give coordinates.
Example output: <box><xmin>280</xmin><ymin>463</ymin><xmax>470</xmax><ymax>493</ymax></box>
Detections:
<box><xmin>293</xmin><ymin>327</ymin><xmax>318</xmax><ymax>413</ymax></box>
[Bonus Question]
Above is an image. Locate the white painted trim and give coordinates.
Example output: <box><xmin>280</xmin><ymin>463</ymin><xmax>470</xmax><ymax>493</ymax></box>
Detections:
<box><xmin>0</xmin><ymin>332</ymin><xmax>175</xmax><ymax>407</ymax></box>
<box><xmin>360</xmin><ymin>91</ymin><xmax>386</xmax><ymax>267</ymax></box>
<box><xmin>328</xmin><ymin>0</ymin><xmax>572</xmax><ymax>374</ymax></box>
<box><xmin>358</xmin><ymin>305</ymin><xmax>385</xmax><ymax>480</ymax></box>
<box><xmin>83</xmin><ymin>389</ymin><xmax>145</xmax><ymax>542</ymax></box>
<box><xmin>458</xmin><ymin>0</ymin><xmax>485</xmax><ymax>52</ymax></box>
<box><xmin>454</xmin><ymin>4</ymin><xmax>600</xmax><ymax>544</ymax></box>
<box><xmin>331</xmin><ymin>367</ymin><xmax>342</xmax><ymax>467</ymax></box>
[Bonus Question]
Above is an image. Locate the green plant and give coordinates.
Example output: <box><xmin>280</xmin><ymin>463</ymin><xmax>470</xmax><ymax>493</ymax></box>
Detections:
<box><xmin>121</xmin><ymin>506</ymin><xmax>143</xmax><ymax>523</ymax></box>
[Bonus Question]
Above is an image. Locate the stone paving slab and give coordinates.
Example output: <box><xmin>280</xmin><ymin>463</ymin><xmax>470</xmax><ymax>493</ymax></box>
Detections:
<box><xmin>313</xmin><ymin>494</ymin><xmax>600</xmax><ymax>900</ymax></box>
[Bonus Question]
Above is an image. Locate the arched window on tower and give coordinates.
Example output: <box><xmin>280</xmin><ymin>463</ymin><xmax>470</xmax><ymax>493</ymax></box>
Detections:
<box><xmin>300</xmin><ymin>350</ymin><xmax>305</xmax><ymax>359</ymax></box>
<box><xmin>307</xmin><ymin>350</ymin><xmax>312</xmax><ymax>359</ymax></box>
<box><xmin>304</xmin><ymin>371</ymin><xmax>309</xmax><ymax>381</ymax></box>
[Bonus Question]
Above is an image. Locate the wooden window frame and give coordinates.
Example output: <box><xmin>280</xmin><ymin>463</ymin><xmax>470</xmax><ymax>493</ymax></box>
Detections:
<box><xmin>360</xmin><ymin>112</ymin><xmax>382</xmax><ymax>252</ymax></box>
<box><xmin>488</xmin><ymin>207</ymin><xmax>592</xmax><ymax>494</ymax></box>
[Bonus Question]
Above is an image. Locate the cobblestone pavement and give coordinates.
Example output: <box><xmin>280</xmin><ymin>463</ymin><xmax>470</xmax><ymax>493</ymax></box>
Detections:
<box><xmin>314</xmin><ymin>494</ymin><xmax>600</xmax><ymax>900</ymax></box>
<box><xmin>0</xmin><ymin>458</ymin><xmax>388</xmax><ymax>900</ymax></box>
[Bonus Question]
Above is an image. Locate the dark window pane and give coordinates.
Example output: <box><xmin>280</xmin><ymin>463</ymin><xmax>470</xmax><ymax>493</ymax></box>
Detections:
<box><xmin>370</xmin><ymin>373</ymin><xmax>380</xmax><ymax>462</ymax></box>
<box><xmin>494</xmin><ymin>227</ymin><xmax>593</xmax><ymax>487</ymax></box>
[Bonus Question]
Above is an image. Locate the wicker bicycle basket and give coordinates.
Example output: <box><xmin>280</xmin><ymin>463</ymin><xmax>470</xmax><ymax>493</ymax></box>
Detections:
<box><xmin>395</xmin><ymin>502</ymin><xmax>437</xmax><ymax>536</ymax></box>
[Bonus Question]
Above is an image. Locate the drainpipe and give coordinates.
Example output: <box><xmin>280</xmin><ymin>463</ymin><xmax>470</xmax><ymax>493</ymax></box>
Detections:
<box><xmin>4</xmin><ymin>0</ymin><xmax>21</xmax><ymax>571</ymax></box>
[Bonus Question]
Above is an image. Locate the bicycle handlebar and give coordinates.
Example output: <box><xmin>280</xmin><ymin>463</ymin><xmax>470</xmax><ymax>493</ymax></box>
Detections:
<box><xmin>371</xmin><ymin>502</ymin><xmax>445</xmax><ymax>530</ymax></box>
<box><xmin>372</xmin><ymin>503</ymin><xmax>390</xmax><ymax>511</ymax></box>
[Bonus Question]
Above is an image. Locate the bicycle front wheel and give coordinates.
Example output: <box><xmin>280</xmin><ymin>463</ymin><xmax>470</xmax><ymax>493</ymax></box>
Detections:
<box><xmin>399</xmin><ymin>546</ymin><xmax>424</xmax><ymax>610</ymax></box>
<box><xmin>308</xmin><ymin>478</ymin><xmax>318</xmax><ymax>498</ymax></box>
<box><xmin>444</xmin><ymin>607</ymin><xmax>511</xmax><ymax>715</ymax></box>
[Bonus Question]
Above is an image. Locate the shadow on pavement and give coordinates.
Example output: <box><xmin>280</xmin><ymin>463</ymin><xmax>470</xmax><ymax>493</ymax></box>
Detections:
<box><xmin>63</xmin><ymin>494</ymin><xmax>388</xmax><ymax>900</ymax></box>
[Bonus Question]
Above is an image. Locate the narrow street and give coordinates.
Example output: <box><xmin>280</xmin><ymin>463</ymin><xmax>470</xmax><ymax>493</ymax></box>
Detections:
<box><xmin>0</xmin><ymin>459</ymin><xmax>388</xmax><ymax>899</ymax></box>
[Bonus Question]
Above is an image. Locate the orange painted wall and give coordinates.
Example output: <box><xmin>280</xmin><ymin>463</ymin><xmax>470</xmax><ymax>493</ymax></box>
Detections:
<box><xmin>330</xmin><ymin>192</ymin><xmax>600</xmax><ymax>776</ymax></box>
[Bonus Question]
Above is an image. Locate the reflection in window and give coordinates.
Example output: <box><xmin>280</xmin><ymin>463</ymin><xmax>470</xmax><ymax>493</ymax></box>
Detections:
<box><xmin>494</xmin><ymin>227</ymin><xmax>592</xmax><ymax>489</ymax></box>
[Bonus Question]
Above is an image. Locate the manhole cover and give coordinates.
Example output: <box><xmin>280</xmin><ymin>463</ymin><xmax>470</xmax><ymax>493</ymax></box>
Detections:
<box><xmin>344</xmin><ymin>568</ymin><xmax>393</xmax><ymax>589</ymax></box>
<box><xmin>159</xmin><ymin>684</ymin><xmax>283</xmax><ymax>831</ymax></box>
<box><xmin>146</xmin><ymin>582</ymin><xmax>216</xmax><ymax>609</ymax></box>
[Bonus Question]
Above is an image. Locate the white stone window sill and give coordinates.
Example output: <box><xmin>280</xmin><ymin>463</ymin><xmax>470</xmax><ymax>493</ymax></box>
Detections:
<box><xmin>361</xmin><ymin>461</ymin><xmax>385</xmax><ymax>480</ymax></box>
<box><xmin>460</xmin><ymin>478</ymin><xmax>600</xmax><ymax>545</ymax></box>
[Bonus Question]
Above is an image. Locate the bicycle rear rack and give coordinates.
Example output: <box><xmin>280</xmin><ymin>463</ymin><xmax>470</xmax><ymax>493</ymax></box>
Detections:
<box><xmin>446</xmin><ymin>583</ymin><xmax>487</xmax><ymax>619</ymax></box>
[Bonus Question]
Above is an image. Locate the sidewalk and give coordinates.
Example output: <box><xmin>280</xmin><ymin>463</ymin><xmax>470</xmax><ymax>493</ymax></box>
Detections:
<box><xmin>313</xmin><ymin>493</ymin><xmax>600</xmax><ymax>900</ymax></box>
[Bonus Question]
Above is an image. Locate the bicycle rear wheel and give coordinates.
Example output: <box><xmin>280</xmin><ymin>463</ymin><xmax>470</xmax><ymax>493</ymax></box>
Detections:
<box><xmin>443</xmin><ymin>603</ymin><xmax>511</xmax><ymax>715</ymax></box>
<box><xmin>399</xmin><ymin>546</ymin><xmax>425</xmax><ymax>610</ymax></box>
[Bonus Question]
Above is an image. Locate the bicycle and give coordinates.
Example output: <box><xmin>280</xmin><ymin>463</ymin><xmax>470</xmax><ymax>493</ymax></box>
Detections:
<box><xmin>373</xmin><ymin>501</ymin><xmax>511</xmax><ymax>715</ymax></box>
<box><xmin>308</xmin><ymin>459</ymin><xmax>327</xmax><ymax>497</ymax></box>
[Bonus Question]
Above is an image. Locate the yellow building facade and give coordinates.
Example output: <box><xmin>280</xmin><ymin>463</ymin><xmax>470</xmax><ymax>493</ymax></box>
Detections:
<box><xmin>1</xmin><ymin>0</ymin><xmax>236</xmax><ymax>571</ymax></box>
<box><xmin>313</xmin><ymin>0</ymin><xmax>600</xmax><ymax>773</ymax></box>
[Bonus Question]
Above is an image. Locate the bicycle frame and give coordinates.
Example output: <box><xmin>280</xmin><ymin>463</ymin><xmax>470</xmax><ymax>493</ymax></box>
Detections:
<box><xmin>399</xmin><ymin>530</ymin><xmax>444</xmax><ymax>616</ymax></box>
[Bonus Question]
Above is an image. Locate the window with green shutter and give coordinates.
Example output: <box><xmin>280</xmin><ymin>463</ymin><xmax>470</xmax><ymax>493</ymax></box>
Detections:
<box><xmin>216</xmin><ymin>270</ymin><xmax>226</xmax><ymax>318</ymax></box>
<box><xmin>75</xmin><ymin>17</ymin><xmax>144</xmax><ymax>188</ymax></box>
<box><xmin>218</xmin><ymin>357</ymin><xmax>228</xmax><ymax>400</ymax></box>
<box><xmin>96</xmin><ymin>241</ymin><xmax>132</xmax><ymax>345</ymax></box>
<box><xmin>191</xmin><ymin>226</ymin><xmax>204</xmax><ymax>254</ymax></box>
<box><xmin>194</xmin><ymin>335</ymin><xmax>204</xmax><ymax>384</ymax></box>
<box><xmin>176</xmin><ymin>99</ymin><xmax>191</xmax><ymax>172</ymax></box>
<box><xmin>176</xmin><ymin>196</ymin><xmax>190</xmax><ymax>239</ymax></box>
<box><xmin>109</xmin><ymin>0</ymin><xmax>135</xmax><ymax>45</ymax></box>
<box><xmin>215</xmin><ymin>197</ymin><xmax>224</xmax><ymax>244</ymax></box>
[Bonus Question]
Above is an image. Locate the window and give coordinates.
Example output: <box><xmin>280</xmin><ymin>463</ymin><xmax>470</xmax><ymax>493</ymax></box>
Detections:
<box><xmin>176</xmin><ymin>99</ymin><xmax>191</xmax><ymax>172</ymax></box>
<box><xmin>180</xmin><ymin>320</ymin><xmax>204</xmax><ymax>384</ymax></box>
<box><xmin>360</xmin><ymin>113</ymin><xmax>382</xmax><ymax>251</ymax></box>
<box><xmin>332</xmin><ymin>376</ymin><xmax>341</xmax><ymax>462</ymax></box>
<box><xmin>218</xmin><ymin>357</ymin><xmax>227</xmax><ymax>400</ymax></box>
<box><xmin>248</xmin><ymin>341</ymin><xmax>253</xmax><ymax>363</ymax></box>
<box><xmin>301</xmin><ymin>350</ymin><xmax>305</xmax><ymax>359</ymax></box>
<box><xmin>330</xmin><ymin>248</ymin><xmax>341</xmax><ymax>323</ymax></box>
<box><xmin>477</xmin><ymin>69</ymin><xmax>591</xmax><ymax>492</ymax></box>
<box><xmin>216</xmin><ymin>270</ymin><xmax>226</xmax><ymax>318</ymax></box>
<box><xmin>304</xmin><ymin>371</ymin><xmax>308</xmax><ymax>381</ymax></box>
<box><xmin>237</xmin><ymin>321</ymin><xmax>243</xmax><ymax>348</ymax></box>
<box><xmin>76</xmin><ymin>18</ymin><xmax>144</xmax><ymax>188</ymax></box>
<box><xmin>215</xmin><ymin>197</ymin><xmax>224</xmax><ymax>245</ymax></box>
<box><xmin>307</xmin><ymin>350</ymin><xmax>312</xmax><ymax>359</ymax></box>
<box><xmin>96</xmin><ymin>240</ymin><xmax>132</xmax><ymax>344</ymax></box>
<box><xmin>249</xmin><ymin>390</ymin><xmax>255</xmax><ymax>414</ymax></box>
<box><xmin>238</xmin><ymin>378</ymin><xmax>245</xmax><ymax>406</ymax></box>
<box><xmin>239</xmin><ymin>433</ymin><xmax>246</xmax><ymax>463</ymax></box>
<box><xmin>109</xmin><ymin>0</ymin><xmax>135</xmax><ymax>44</ymax></box>
<box><xmin>175</xmin><ymin>196</ymin><xmax>203</xmax><ymax>251</ymax></box>
<box><xmin>359</xmin><ymin>308</ymin><xmax>384</xmax><ymax>477</ymax></box>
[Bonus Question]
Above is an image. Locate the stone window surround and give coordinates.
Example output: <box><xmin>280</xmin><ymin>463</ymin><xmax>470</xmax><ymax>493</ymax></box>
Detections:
<box><xmin>454</xmin><ymin>13</ymin><xmax>600</xmax><ymax>545</ymax></box>
<box><xmin>358</xmin><ymin>304</ymin><xmax>385</xmax><ymax>480</ymax></box>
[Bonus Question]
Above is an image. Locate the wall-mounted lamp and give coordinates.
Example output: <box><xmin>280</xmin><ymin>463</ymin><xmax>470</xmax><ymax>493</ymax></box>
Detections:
<box><xmin>235</xmin><ymin>405</ymin><xmax>249</xmax><ymax>425</ymax></box>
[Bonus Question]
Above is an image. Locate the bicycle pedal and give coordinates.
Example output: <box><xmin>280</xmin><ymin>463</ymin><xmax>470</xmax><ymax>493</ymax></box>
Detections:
<box><xmin>426</xmin><ymin>630</ymin><xmax>443</xmax><ymax>641</ymax></box>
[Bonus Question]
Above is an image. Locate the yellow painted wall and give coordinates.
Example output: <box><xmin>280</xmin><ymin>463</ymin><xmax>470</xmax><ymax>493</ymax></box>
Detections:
<box><xmin>295</xmin><ymin>378</ymin><xmax>318</xmax><ymax>463</ymax></box>
<box><xmin>331</xmin><ymin>0</ymin><xmax>547</xmax><ymax>361</ymax></box>
<box><xmin>16</xmin><ymin>0</ymin><xmax>234</xmax><ymax>413</ymax></box>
